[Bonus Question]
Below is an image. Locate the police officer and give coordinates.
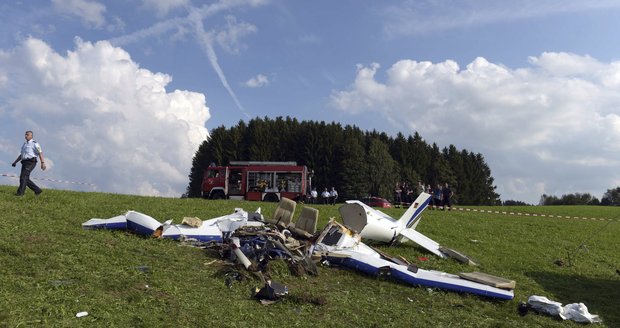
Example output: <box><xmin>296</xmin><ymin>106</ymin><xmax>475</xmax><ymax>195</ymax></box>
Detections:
<box><xmin>12</xmin><ymin>130</ymin><xmax>46</xmax><ymax>196</ymax></box>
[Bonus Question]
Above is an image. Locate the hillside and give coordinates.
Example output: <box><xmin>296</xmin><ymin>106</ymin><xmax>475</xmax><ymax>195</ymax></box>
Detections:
<box><xmin>1</xmin><ymin>185</ymin><xmax>618</xmax><ymax>327</ymax></box>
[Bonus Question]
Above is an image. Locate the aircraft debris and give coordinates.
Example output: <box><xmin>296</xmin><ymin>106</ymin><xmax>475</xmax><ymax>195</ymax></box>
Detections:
<box><xmin>525</xmin><ymin>295</ymin><xmax>602</xmax><ymax>323</ymax></box>
<box><xmin>181</xmin><ymin>217</ymin><xmax>202</xmax><ymax>227</ymax></box>
<box><xmin>341</xmin><ymin>193</ymin><xmax>477</xmax><ymax>263</ymax></box>
<box><xmin>83</xmin><ymin>196</ymin><xmax>515</xmax><ymax>301</ymax></box>
<box><xmin>253</xmin><ymin>280</ymin><xmax>289</xmax><ymax>305</ymax></box>
<box><xmin>312</xmin><ymin>219</ymin><xmax>514</xmax><ymax>300</ymax></box>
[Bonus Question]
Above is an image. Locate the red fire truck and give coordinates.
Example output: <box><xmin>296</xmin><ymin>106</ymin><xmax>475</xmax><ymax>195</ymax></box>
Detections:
<box><xmin>201</xmin><ymin>161</ymin><xmax>310</xmax><ymax>202</ymax></box>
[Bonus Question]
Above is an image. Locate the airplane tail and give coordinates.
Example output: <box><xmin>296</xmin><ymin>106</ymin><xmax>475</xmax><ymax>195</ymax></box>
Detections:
<box><xmin>396</xmin><ymin>193</ymin><xmax>444</xmax><ymax>257</ymax></box>
<box><xmin>397</xmin><ymin>192</ymin><xmax>432</xmax><ymax>230</ymax></box>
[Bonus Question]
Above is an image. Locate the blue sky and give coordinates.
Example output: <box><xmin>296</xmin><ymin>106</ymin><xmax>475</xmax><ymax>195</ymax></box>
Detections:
<box><xmin>2</xmin><ymin>0</ymin><xmax>620</xmax><ymax>203</ymax></box>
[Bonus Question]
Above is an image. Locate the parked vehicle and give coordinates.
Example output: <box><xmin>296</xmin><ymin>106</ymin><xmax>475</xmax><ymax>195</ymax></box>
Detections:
<box><xmin>202</xmin><ymin>161</ymin><xmax>310</xmax><ymax>202</ymax></box>
<box><xmin>360</xmin><ymin>197</ymin><xmax>392</xmax><ymax>208</ymax></box>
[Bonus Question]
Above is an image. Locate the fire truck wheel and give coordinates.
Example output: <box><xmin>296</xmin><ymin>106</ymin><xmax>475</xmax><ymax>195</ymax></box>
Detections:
<box><xmin>263</xmin><ymin>193</ymin><xmax>279</xmax><ymax>202</ymax></box>
<box><xmin>211</xmin><ymin>192</ymin><xmax>226</xmax><ymax>200</ymax></box>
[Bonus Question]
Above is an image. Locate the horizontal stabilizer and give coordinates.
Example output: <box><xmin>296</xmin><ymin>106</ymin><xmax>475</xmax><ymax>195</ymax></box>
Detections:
<box><xmin>458</xmin><ymin>272</ymin><xmax>516</xmax><ymax>290</ymax></box>
<box><xmin>399</xmin><ymin>228</ymin><xmax>445</xmax><ymax>258</ymax></box>
<box><xmin>439</xmin><ymin>247</ymin><xmax>478</xmax><ymax>266</ymax></box>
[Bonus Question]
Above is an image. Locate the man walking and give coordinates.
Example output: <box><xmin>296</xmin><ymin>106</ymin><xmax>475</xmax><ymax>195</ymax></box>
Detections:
<box><xmin>12</xmin><ymin>131</ymin><xmax>46</xmax><ymax>196</ymax></box>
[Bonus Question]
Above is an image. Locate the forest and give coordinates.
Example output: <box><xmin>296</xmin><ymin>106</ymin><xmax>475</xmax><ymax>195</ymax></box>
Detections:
<box><xmin>186</xmin><ymin>117</ymin><xmax>500</xmax><ymax>205</ymax></box>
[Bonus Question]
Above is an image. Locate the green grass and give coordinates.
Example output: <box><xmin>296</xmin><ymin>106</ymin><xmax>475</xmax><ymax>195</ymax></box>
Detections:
<box><xmin>1</xmin><ymin>185</ymin><xmax>618</xmax><ymax>327</ymax></box>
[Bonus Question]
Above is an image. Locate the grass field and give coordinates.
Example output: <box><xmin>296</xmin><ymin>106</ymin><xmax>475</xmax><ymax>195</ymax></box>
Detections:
<box><xmin>1</xmin><ymin>185</ymin><xmax>618</xmax><ymax>327</ymax></box>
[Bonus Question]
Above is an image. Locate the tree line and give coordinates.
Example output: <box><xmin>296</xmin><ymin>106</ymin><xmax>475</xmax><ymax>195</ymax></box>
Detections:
<box><xmin>539</xmin><ymin>187</ymin><xmax>620</xmax><ymax>206</ymax></box>
<box><xmin>186</xmin><ymin>117</ymin><xmax>500</xmax><ymax>205</ymax></box>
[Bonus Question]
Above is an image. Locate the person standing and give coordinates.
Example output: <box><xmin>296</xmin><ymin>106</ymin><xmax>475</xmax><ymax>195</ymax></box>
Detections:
<box><xmin>321</xmin><ymin>188</ymin><xmax>330</xmax><ymax>204</ymax></box>
<box><xmin>12</xmin><ymin>131</ymin><xmax>46</xmax><ymax>196</ymax></box>
<box><xmin>309</xmin><ymin>187</ymin><xmax>318</xmax><ymax>204</ymax></box>
<box><xmin>417</xmin><ymin>181</ymin><xmax>426</xmax><ymax>196</ymax></box>
<box><xmin>442</xmin><ymin>183</ymin><xmax>454</xmax><ymax>211</ymax></box>
<box><xmin>432</xmin><ymin>184</ymin><xmax>443</xmax><ymax>210</ymax></box>
<box><xmin>394</xmin><ymin>182</ymin><xmax>402</xmax><ymax>207</ymax></box>
<box><xmin>329</xmin><ymin>187</ymin><xmax>338</xmax><ymax>205</ymax></box>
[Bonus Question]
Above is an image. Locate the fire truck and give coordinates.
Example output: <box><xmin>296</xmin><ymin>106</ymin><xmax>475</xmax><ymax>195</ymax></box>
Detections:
<box><xmin>201</xmin><ymin>161</ymin><xmax>310</xmax><ymax>202</ymax></box>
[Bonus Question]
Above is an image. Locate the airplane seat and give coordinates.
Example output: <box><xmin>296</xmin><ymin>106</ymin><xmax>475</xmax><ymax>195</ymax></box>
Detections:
<box><xmin>290</xmin><ymin>206</ymin><xmax>318</xmax><ymax>238</ymax></box>
<box><xmin>265</xmin><ymin>197</ymin><xmax>296</xmax><ymax>229</ymax></box>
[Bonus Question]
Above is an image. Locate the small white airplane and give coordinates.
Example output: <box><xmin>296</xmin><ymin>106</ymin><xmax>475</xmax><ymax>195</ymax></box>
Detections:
<box><xmin>341</xmin><ymin>192</ymin><xmax>446</xmax><ymax>258</ymax></box>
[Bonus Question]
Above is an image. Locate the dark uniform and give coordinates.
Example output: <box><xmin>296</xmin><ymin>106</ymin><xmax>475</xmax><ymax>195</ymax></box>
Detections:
<box><xmin>13</xmin><ymin>133</ymin><xmax>45</xmax><ymax>196</ymax></box>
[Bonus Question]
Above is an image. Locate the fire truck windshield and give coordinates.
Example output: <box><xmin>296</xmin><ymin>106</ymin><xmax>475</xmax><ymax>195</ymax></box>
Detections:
<box><xmin>206</xmin><ymin>169</ymin><xmax>222</xmax><ymax>178</ymax></box>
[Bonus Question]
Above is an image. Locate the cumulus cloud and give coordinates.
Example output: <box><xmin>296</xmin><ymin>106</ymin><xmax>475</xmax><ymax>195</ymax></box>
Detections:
<box><xmin>244</xmin><ymin>74</ymin><xmax>269</xmax><ymax>88</ymax></box>
<box><xmin>0</xmin><ymin>38</ymin><xmax>210</xmax><ymax>197</ymax></box>
<box><xmin>331</xmin><ymin>53</ymin><xmax>620</xmax><ymax>203</ymax></box>
<box><xmin>52</xmin><ymin>0</ymin><xmax>107</xmax><ymax>28</ymax></box>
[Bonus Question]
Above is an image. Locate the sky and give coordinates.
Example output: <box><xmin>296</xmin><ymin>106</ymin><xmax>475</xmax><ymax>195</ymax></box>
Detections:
<box><xmin>2</xmin><ymin>0</ymin><xmax>620</xmax><ymax>204</ymax></box>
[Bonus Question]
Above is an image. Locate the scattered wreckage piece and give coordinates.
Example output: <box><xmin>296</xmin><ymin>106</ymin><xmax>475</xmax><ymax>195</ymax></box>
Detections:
<box><xmin>525</xmin><ymin>295</ymin><xmax>602</xmax><ymax>323</ymax></box>
<box><xmin>457</xmin><ymin>272</ymin><xmax>515</xmax><ymax>289</ymax></box>
<box><xmin>82</xmin><ymin>200</ymin><xmax>321</xmax><ymax>305</ymax></box>
<box><xmin>342</xmin><ymin>193</ymin><xmax>477</xmax><ymax>264</ymax></box>
<box><xmin>313</xmin><ymin>219</ymin><xmax>514</xmax><ymax>300</ymax></box>
<box><xmin>438</xmin><ymin>247</ymin><xmax>479</xmax><ymax>266</ymax></box>
<box><xmin>81</xmin><ymin>215</ymin><xmax>127</xmax><ymax>230</ymax></box>
<box><xmin>254</xmin><ymin>280</ymin><xmax>289</xmax><ymax>305</ymax></box>
<box><xmin>82</xmin><ymin>208</ymin><xmax>267</xmax><ymax>243</ymax></box>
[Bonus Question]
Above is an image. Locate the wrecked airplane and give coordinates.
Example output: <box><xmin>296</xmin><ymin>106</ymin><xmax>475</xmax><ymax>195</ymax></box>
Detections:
<box><xmin>312</xmin><ymin>219</ymin><xmax>514</xmax><ymax>300</ymax></box>
<box><xmin>82</xmin><ymin>196</ymin><xmax>514</xmax><ymax>300</ymax></box>
<box><xmin>341</xmin><ymin>193</ymin><xmax>478</xmax><ymax>264</ymax></box>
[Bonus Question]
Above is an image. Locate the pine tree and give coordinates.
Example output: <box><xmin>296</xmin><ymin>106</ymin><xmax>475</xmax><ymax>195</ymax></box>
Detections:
<box><xmin>367</xmin><ymin>138</ymin><xmax>398</xmax><ymax>198</ymax></box>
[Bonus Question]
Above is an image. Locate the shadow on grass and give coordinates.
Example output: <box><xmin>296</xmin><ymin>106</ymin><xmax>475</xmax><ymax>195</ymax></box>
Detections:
<box><xmin>526</xmin><ymin>271</ymin><xmax>620</xmax><ymax>326</ymax></box>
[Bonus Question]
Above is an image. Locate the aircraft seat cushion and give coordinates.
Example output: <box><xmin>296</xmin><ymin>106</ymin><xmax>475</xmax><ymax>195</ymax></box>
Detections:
<box><xmin>266</xmin><ymin>197</ymin><xmax>296</xmax><ymax>228</ymax></box>
<box><xmin>295</xmin><ymin>207</ymin><xmax>318</xmax><ymax>234</ymax></box>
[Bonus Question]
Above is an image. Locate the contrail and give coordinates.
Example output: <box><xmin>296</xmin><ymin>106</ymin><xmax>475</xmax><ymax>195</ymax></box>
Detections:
<box><xmin>108</xmin><ymin>2</ymin><xmax>257</xmax><ymax>119</ymax></box>
<box><xmin>188</xmin><ymin>8</ymin><xmax>251</xmax><ymax>119</ymax></box>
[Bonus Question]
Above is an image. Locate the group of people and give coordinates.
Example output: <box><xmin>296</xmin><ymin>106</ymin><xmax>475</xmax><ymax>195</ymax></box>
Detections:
<box><xmin>394</xmin><ymin>181</ymin><xmax>454</xmax><ymax>210</ymax></box>
<box><xmin>307</xmin><ymin>187</ymin><xmax>338</xmax><ymax>205</ymax></box>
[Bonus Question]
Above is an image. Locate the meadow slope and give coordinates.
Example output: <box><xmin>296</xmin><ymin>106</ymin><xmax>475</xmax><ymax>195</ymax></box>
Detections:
<box><xmin>0</xmin><ymin>185</ymin><xmax>618</xmax><ymax>327</ymax></box>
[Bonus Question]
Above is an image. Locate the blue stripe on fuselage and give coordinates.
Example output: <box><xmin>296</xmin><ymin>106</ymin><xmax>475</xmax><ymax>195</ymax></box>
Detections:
<box><xmin>327</xmin><ymin>255</ymin><xmax>513</xmax><ymax>300</ymax></box>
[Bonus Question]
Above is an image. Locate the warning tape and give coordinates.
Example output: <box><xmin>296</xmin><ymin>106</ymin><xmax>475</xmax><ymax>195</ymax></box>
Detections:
<box><xmin>1</xmin><ymin>173</ymin><xmax>96</xmax><ymax>187</ymax></box>
<box><xmin>451</xmin><ymin>207</ymin><xmax>619</xmax><ymax>222</ymax></box>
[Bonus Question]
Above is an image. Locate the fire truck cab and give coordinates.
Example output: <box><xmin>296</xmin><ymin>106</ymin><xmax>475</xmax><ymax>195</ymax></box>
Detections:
<box><xmin>202</xmin><ymin>161</ymin><xmax>309</xmax><ymax>202</ymax></box>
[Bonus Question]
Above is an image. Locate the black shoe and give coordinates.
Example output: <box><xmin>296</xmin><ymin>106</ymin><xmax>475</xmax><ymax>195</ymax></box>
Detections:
<box><xmin>35</xmin><ymin>190</ymin><xmax>43</xmax><ymax>196</ymax></box>
<box><xmin>15</xmin><ymin>193</ymin><xmax>24</xmax><ymax>197</ymax></box>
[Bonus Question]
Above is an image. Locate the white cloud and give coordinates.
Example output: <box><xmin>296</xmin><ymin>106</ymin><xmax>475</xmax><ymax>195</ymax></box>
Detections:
<box><xmin>215</xmin><ymin>15</ymin><xmax>258</xmax><ymax>55</ymax></box>
<box><xmin>106</xmin><ymin>16</ymin><xmax>126</xmax><ymax>33</ymax></box>
<box><xmin>244</xmin><ymin>74</ymin><xmax>269</xmax><ymax>88</ymax></box>
<box><xmin>0</xmin><ymin>38</ymin><xmax>210</xmax><ymax>197</ymax></box>
<box><xmin>142</xmin><ymin>0</ymin><xmax>190</xmax><ymax>16</ymax></box>
<box><xmin>381</xmin><ymin>0</ymin><xmax>620</xmax><ymax>37</ymax></box>
<box><xmin>52</xmin><ymin>0</ymin><xmax>107</xmax><ymax>28</ymax></box>
<box><xmin>331</xmin><ymin>53</ymin><xmax>620</xmax><ymax>203</ymax></box>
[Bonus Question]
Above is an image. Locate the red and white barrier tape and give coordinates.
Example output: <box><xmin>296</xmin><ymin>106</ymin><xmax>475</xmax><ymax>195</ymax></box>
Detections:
<box><xmin>451</xmin><ymin>207</ymin><xmax>618</xmax><ymax>222</ymax></box>
<box><xmin>1</xmin><ymin>173</ymin><xmax>96</xmax><ymax>187</ymax></box>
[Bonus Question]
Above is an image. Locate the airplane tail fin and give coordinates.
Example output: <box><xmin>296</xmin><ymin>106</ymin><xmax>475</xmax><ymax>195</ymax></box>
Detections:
<box><xmin>397</xmin><ymin>192</ymin><xmax>432</xmax><ymax>230</ymax></box>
